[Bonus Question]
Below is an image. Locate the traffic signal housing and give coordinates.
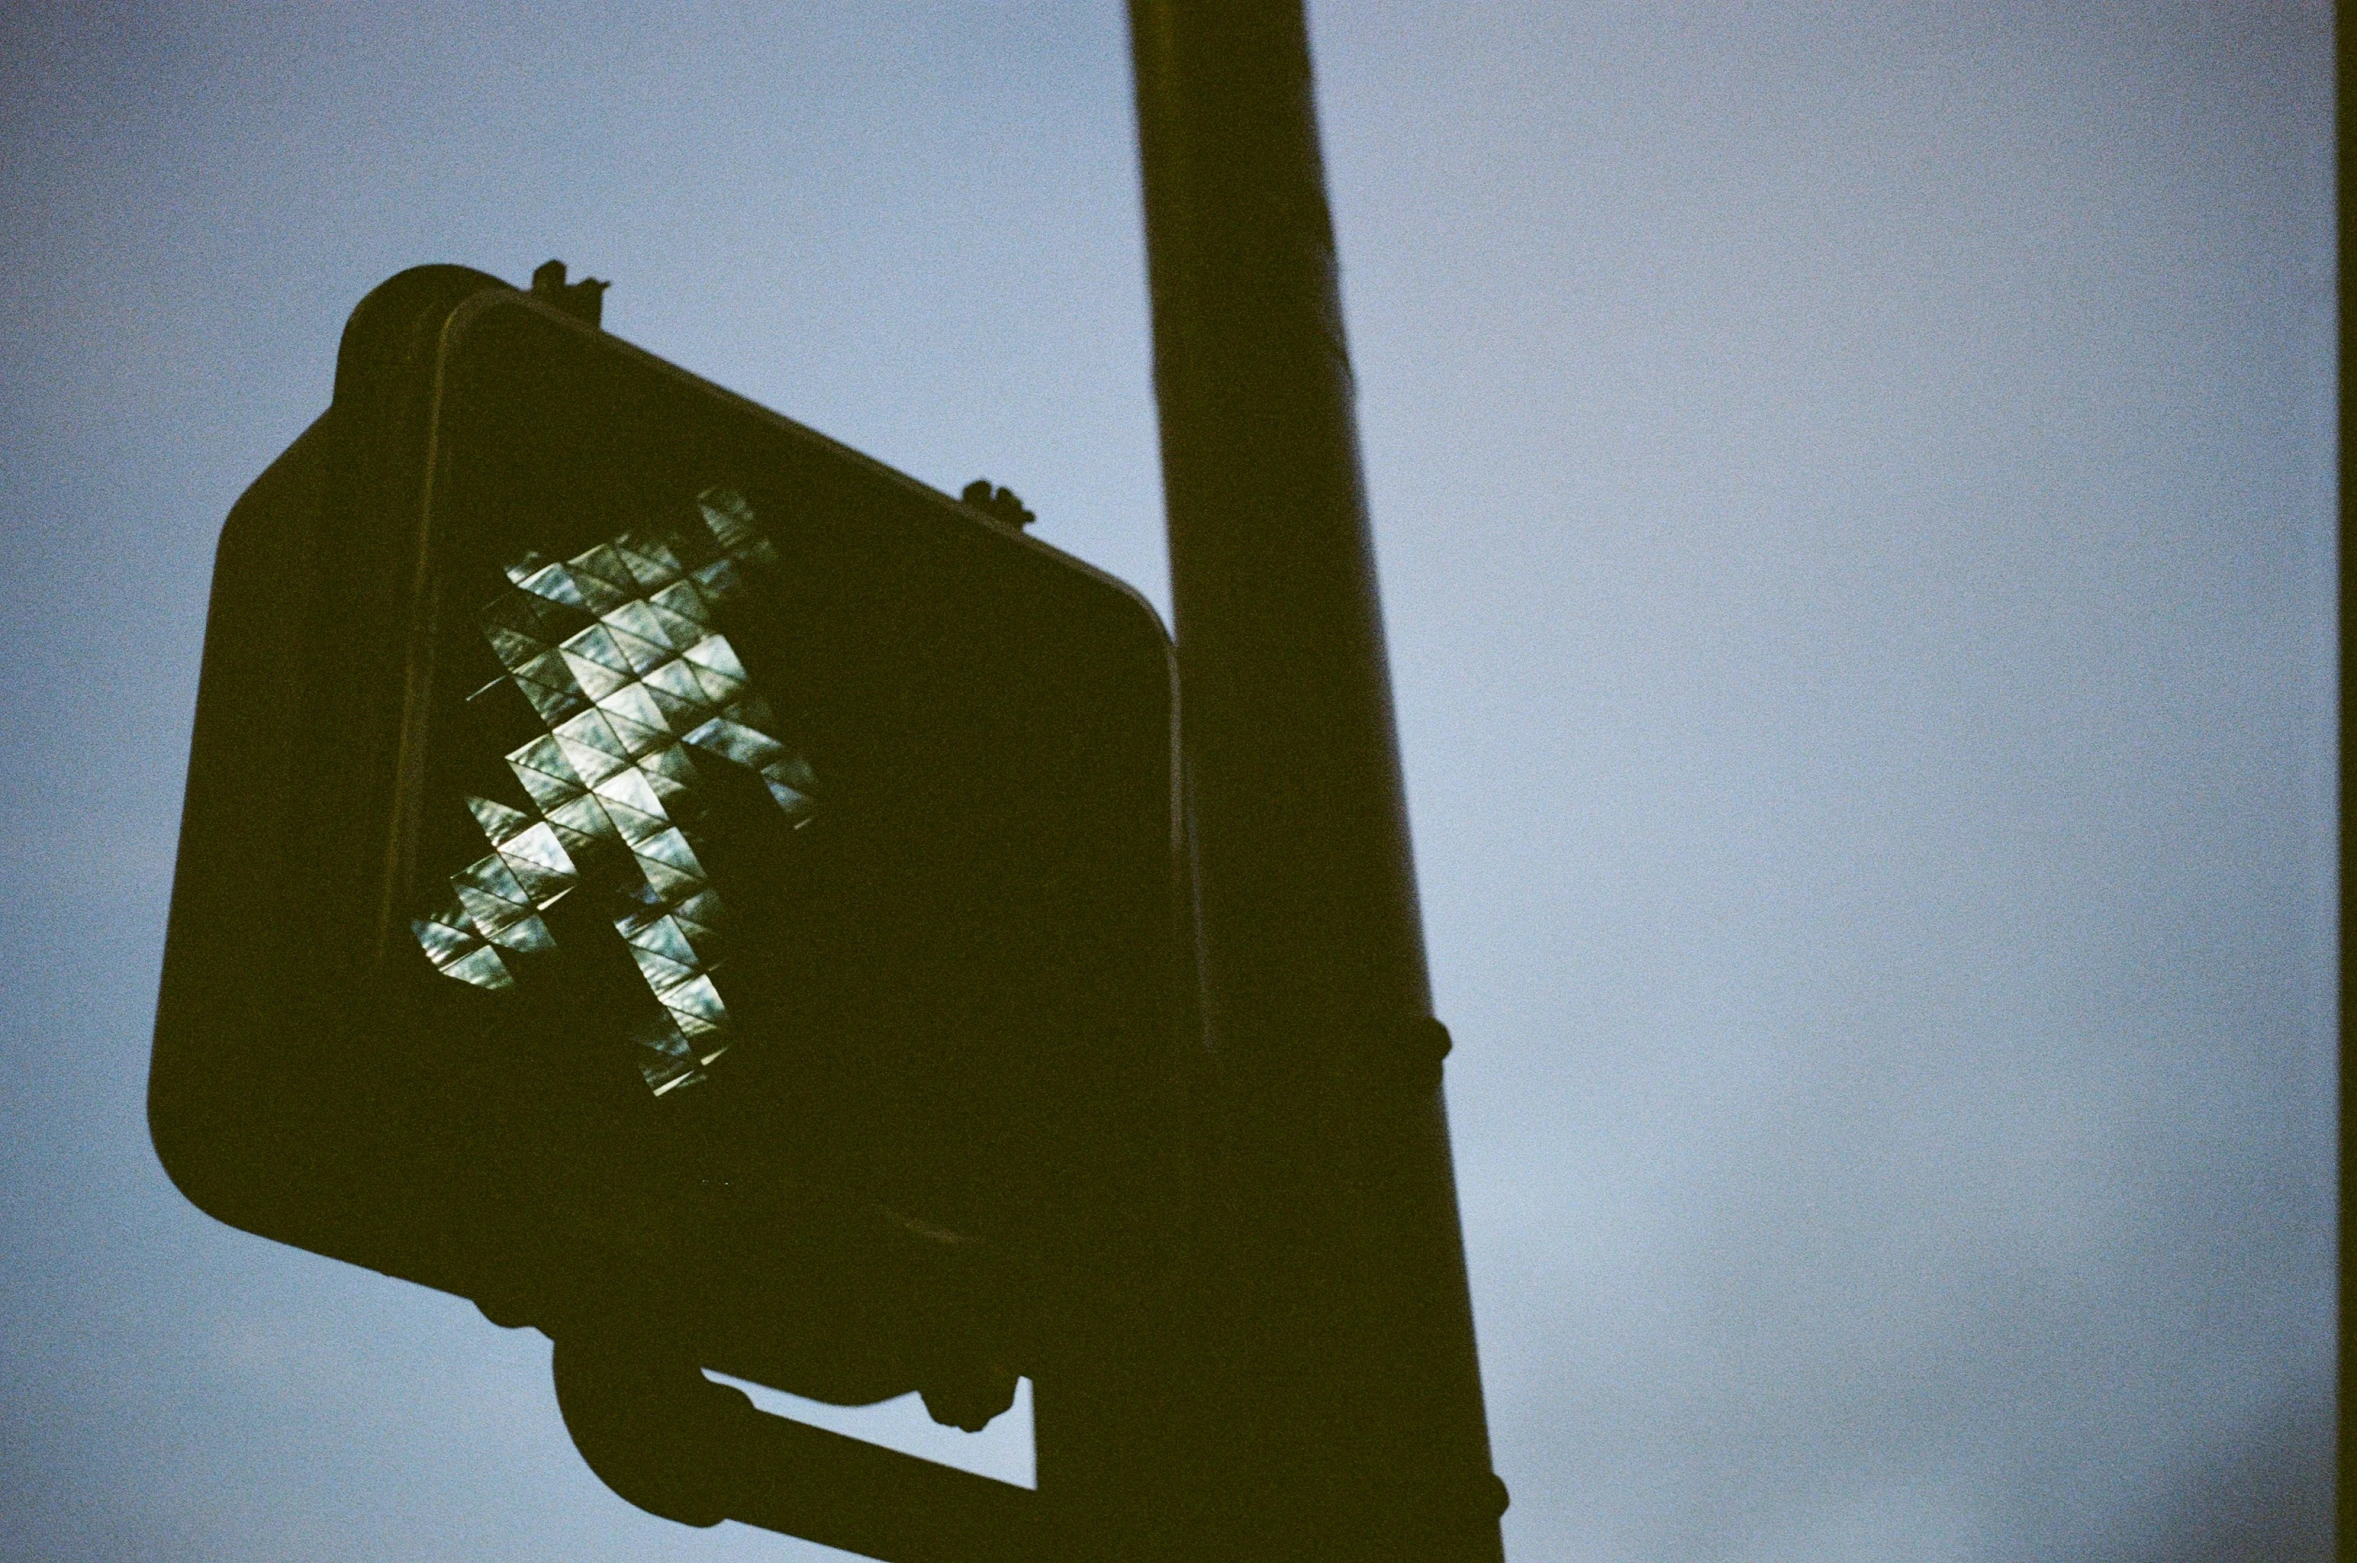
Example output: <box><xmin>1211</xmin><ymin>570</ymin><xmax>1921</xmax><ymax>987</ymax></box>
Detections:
<box><xmin>150</xmin><ymin>266</ymin><xmax>1187</xmax><ymax>1427</ymax></box>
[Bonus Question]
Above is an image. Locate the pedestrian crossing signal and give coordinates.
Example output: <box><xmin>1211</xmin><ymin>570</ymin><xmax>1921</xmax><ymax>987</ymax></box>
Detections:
<box><xmin>150</xmin><ymin>266</ymin><xmax>1186</xmax><ymax>1427</ymax></box>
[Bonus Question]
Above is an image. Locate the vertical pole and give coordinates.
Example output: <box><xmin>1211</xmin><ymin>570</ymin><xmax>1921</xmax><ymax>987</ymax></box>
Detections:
<box><xmin>1127</xmin><ymin>5</ymin><xmax>1506</xmax><ymax>1559</ymax></box>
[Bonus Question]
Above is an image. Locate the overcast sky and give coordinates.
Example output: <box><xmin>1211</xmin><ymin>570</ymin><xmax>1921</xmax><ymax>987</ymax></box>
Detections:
<box><xmin>0</xmin><ymin>4</ymin><xmax>2334</xmax><ymax>1561</ymax></box>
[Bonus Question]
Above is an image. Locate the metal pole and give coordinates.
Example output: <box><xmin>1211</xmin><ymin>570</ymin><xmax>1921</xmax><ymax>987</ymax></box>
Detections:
<box><xmin>1127</xmin><ymin>5</ymin><xmax>1506</xmax><ymax>1558</ymax></box>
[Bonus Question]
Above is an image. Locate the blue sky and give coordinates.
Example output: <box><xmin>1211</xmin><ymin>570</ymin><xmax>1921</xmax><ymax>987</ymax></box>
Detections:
<box><xmin>0</xmin><ymin>4</ymin><xmax>2333</xmax><ymax>1560</ymax></box>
